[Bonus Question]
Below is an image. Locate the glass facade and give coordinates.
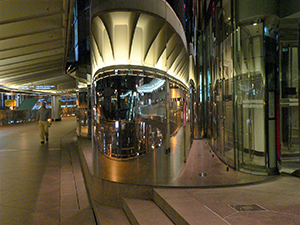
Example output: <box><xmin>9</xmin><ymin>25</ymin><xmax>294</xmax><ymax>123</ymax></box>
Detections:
<box><xmin>234</xmin><ymin>22</ymin><xmax>266</xmax><ymax>172</ymax></box>
<box><xmin>279</xmin><ymin>20</ymin><xmax>300</xmax><ymax>169</ymax></box>
<box><xmin>197</xmin><ymin>0</ymin><xmax>285</xmax><ymax>174</ymax></box>
<box><xmin>199</xmin><ymin>0</ymin><xmax>235</xmax><ymax>167</ymax></box>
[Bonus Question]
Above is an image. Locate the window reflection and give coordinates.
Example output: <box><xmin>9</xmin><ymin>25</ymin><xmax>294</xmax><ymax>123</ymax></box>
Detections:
<box><xmin>93</xmin><ymin>71</ymin><xmax>166</xmax><ymax>159</ymax></box>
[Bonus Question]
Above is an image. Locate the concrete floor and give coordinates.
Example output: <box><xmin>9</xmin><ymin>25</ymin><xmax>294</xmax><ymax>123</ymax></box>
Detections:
<box><xmin>0</xmin><ymin>117</ymin><xmax>96</xmax><ymax>225</ymax></box>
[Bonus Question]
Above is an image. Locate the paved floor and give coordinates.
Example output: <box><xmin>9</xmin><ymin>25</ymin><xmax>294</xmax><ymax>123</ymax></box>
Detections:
<box><xmin>154</xmin><ymin>140</ymin><xmax>300</xmax><ymax>224</ymax></box>
<box><xmin>81</xmin><ymin>127</ymin><xmax>300</xmax><ymax>224</ymax></box>
<box><xmin>0</xmin><ymin>117</ymin><xmax>96</xmax><ymax>225</ymax></box>
<box><xmin>1</xmin><ymin>117</ymin><xmax>300</xmax><ymax>224</ymax></box>
<box><xmin>154</xmin><ymin>173</ymin><xmax>300</xmax><ymax>225</ymax></box>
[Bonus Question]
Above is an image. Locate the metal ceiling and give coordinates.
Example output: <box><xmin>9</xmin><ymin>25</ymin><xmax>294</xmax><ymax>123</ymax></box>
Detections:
<box><xmin>0</xmin><ymin>0</ymin><xmax>76</xmax><ymax>94</ymax></box>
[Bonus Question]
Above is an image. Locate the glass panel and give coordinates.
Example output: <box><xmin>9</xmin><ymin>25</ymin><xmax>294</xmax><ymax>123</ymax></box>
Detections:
<box><xmin>76</xmin><ymin>91</ymin><xmax>90</xmax><ymax>137</ymax></box>
<box><xmin>224</xmin><ymin>77</ymin><xmax>234</xmax><ymax>161</ymax></box>
<box><xmin>280</xmin><ymin>46</ymin><xmax>299</xmax><ymax>167</ymax></box>
<box><xmin>223</xmin><ymin>33</ymin><xmax>234</xmax><ymax>163</ymax></box>
<box><xmin>234</xmin><ymin>22</ymin><xmax>266</xmax><ymax>172</ymax></box>
<box><xmin>205</xmin><ymin>0</ymin><xmax>234</xmax><ymax>166</ymax></box>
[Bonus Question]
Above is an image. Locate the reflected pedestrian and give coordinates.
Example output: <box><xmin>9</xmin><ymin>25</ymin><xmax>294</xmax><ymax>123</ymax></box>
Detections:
<box><xmin>36</xmin><ymin>102</ymin><xmax>51</xmax><ymax>143</ymax></box>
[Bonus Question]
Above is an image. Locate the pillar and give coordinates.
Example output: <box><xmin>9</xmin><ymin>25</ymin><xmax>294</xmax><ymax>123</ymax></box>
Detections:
<box><xmin>51</xmin><ymin>95</ymin><xmax>61</xmax><ymax>121</ymax></box>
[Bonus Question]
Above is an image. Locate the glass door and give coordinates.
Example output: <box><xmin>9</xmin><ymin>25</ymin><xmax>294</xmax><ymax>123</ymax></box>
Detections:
<box><xmin>280</xmin><ymin>45</ymin><xmax>299</xmax><ymax>170</ymax></box>
<box><xmin>222</xmin><ymin>34</ymin><xmax>234</xmax><ymax>166</ymax></box>
<box><xmin>278</xmin><ymin>16</ymin><xmax>300</xmax><ymax>172</ymax></box>
<box><xmin>234</xmin><ymin>22</ymin><xmax>267</xmax><ymax>173</ymax></box>
<box><xmin>216</xmin><ymin>78</ymin><xmax>224</xmax><ymax>156</ymax></box>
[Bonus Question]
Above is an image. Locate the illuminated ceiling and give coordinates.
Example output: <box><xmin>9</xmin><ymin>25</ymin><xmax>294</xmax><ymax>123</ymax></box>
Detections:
<box><xmin>0</xmin><ymin>0</ymin><xmax>75</xmax><ymax>93</ymax></box>
<box><xmin>91</xmin><ymin>0</ymin><xmax>191</xmax><ymax>87</ymax></box>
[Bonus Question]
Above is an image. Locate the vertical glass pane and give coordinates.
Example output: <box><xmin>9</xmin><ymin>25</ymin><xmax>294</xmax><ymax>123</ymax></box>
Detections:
<box><xmin>234</xmin><ymin>22</ymin><xmax>266</xmax><ymax>172</ymax></box>
<box><xmin>224</xmin><ymin>76</ymin><xmax>234</xmax><ymax>161</ymax></box>
<box><xmin>205</xmin><ymin>0</ymin><xmax>234</xmax><ymax>166</ymax></box>
<box><xmin>280</xmin><ymin>46</ymin><xmax>299</xmax><ymax>167</ymax></box>
<box><xmin>76</xmin><ymin>91</ymin><xmax>90</xmax><ymax>137</ymax></box>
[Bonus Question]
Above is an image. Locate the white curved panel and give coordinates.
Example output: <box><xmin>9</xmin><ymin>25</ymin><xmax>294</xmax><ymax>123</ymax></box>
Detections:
<box><xmin>90</xmin><ymin>36</ymin><xmax>102</xmax><ymax>68</ymax></box>
<box><xmin>91</xmin><ymin>10</ymin><xmax>190</xmax><ymax>86</ymax></box>
<box><xmin>130</xmin><ymin>27</ymin><xmax>143</xmax><ymax>64</ymax></box>
<box><xmin>114</xmin><ymin>25</ymin><xmax>128</xmax><ymax>62</ymax></box>
<box><xmin>156</xmin><ymin>49</ymin><xmax>167</xmax><ymax>71</ymax></box>
<box><xmin>91</xmin><ymin>17</ymin><xmax>104</xmax><ymax>61</ymax></box>
<box><xmin>91</xmin><ymin>0</ymin><xmax>187</xmax><ymax>50</ymax></box>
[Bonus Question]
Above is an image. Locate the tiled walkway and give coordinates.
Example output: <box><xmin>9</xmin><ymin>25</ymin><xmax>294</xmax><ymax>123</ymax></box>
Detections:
<box><xmin>1</xmin><ymin>117</ymin><xmax>300</xmax><ymax>224</ymax></box>
<box><xmin>80</xmin><ymin>127</ymin><xmax>300</xmax><ymax>224</ymax></box>
<box><xmin>0</xmin><ymin>117</ymin><xmax>96</xmax><ymax>225</ymax></box>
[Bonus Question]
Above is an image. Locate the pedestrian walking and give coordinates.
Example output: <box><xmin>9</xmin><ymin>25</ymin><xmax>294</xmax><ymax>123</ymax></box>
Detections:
<box><xmin>36</xmin><ymin>102</ymin><xmax>52</xmax><ymax>143</ymax></box>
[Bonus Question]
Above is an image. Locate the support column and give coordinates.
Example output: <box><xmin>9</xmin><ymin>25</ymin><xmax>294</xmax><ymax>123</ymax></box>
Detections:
<box><xmin>264</xmin><ymin>16</ymin><xmax>280</xmax><ymax>175</ymax></box>
<box><xmin>51</xmin><ymin>95</ymin><xmax>61</xmax><ymax>121</ymax></box>
<box><xmin>165</xmin><ymin>79</ymin><xmax>170</xmax><ymax>153</ymax></box>
<box><xmin>298</xmin><ymin>19</ymin><xmax>300</xmax><ymax>160</ymax></box>
<box><xmin>87</xmin><ymin>85</ymin><xmax>92</xmax><ymax>137</ymax></box>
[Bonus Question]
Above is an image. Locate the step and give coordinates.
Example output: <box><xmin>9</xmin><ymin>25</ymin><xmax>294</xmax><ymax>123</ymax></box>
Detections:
<box><xmin>153</xmin><ymin>188</ymin><xmax>229</xmax><ymax>225</ymax></box>
<box><xmin>93</xmin><ymin>200</ymin><xmax>131</xmax><ymax>225</ymax></box>
<box><xmin>123</xmin><ymin>198</ymin><xmax>174</xmax><ymax>225</ymax></box>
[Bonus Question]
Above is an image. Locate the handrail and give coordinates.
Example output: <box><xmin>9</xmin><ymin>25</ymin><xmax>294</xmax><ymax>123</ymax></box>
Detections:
<box><xmin>0</xmin><ymin>109</ymin><xmax>37</xmax><ymax>126</ymax></box>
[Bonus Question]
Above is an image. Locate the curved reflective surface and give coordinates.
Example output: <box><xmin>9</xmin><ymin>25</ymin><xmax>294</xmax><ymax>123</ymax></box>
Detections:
<box><xmin>92</xmin><ymin>70</ymin><xmax>189</xmax><ymax>160</ymax></box>
<box><xmin>91</xmin><ymin>69</ymin><xmax>193</xmax><ymax>185</ymax></box>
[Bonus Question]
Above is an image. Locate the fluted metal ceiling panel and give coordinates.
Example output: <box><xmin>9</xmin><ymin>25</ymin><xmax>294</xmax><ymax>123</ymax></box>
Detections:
<box><xmin>91</xmin><ymin>11</ymin><xmax>190</xmax><ymax>87</ymax></box>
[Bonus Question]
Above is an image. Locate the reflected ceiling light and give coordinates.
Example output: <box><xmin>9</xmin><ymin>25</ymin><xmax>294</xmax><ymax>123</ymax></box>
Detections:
<box><xmin>137</xmin><ymin>79</ymin><xmax>165</xmax><ymax>93</ymax></box>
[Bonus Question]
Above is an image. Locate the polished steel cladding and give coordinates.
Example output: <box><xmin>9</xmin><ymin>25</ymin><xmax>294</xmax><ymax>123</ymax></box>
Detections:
<box><xmin>92</xmin><ymin>70</ymin><xmax>189</xmax><ymax>160</ymax></box>
<box><xmin>89</xmin><ymin>0</ymin><xmax>194</xmax><ymax>185</ymax></box>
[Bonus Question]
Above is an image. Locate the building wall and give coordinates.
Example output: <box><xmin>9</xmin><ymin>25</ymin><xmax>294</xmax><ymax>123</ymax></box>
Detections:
<box><xmin>235</xmin><ymin>0</ymin><xmax>278</xmax><ymax>23</ymax></box>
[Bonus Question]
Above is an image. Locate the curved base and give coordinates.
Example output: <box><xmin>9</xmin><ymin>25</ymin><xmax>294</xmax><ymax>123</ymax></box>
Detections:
<box><xmin>78</xmin><ymin>137</ymin><xmax>276</xmax><ymax>208</ymax></box>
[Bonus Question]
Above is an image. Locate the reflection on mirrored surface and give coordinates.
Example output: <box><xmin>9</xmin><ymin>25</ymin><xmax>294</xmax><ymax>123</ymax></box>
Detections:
<box><xmin>92</xmin><ymin>70</ymin><xmax>190</xmax><ymax>160</ymax></box>
<box><xmin>93</xmin><ymin>71</ymin><xmax>165</xmax><ymax>159</ymax></box>
<box><xmin>76</xmin><ymin>90</ymin><xmax>91</xmax><ymax>137</ymax></box>
<box><xmin>90</xmin><ymin>69</ymin><xmax>192</xmax><ymax>185</ymax></box>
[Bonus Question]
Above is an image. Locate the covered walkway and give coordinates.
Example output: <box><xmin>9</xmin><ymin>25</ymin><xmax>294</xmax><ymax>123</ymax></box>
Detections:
<box><xmin>0</xmin><ymin>117</ymin><xmax>96</xmax><ymax>224</ymax></box>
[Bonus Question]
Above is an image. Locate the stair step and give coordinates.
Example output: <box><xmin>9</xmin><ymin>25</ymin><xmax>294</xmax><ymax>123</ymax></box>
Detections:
<box><xmin>123</xmin><ymin>198</ymin><xmax>174</xmax><ymax>225</ymax></box>
<box><xmin>153</xmin><ymin>188</ymin><xmax>229</xmax><ymax>225</ymax></box>
<box><xmin>93</xmin><ymin>200</ymin><xmax>131</xmax><ymax>225</ymax></box>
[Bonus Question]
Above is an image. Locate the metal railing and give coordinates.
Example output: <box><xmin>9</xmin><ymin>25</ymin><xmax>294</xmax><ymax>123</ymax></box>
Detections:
<box><xmin>76</xmin><ymin>108</ymin><xmax>91</xmax><ymax>137</ymax></box>
<box><xmin>0</xmin><ymin>109</ymin><xmax>38</xmax><ymax>126</ymax></box>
